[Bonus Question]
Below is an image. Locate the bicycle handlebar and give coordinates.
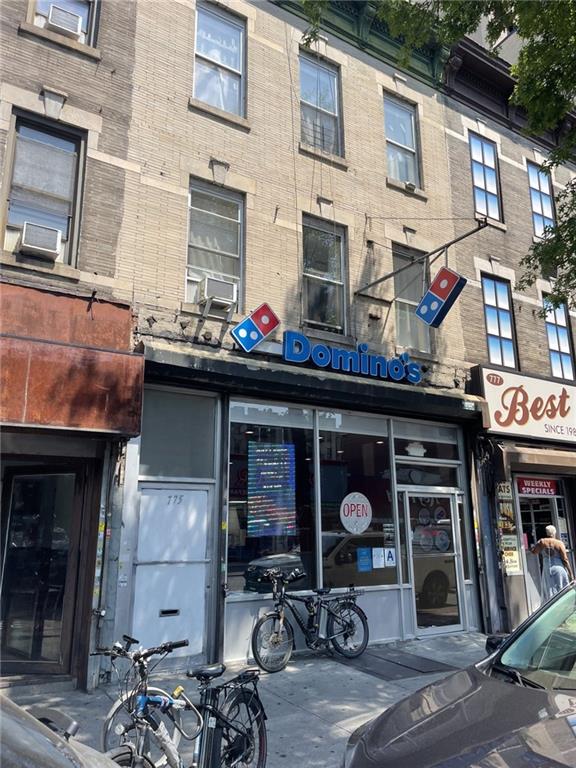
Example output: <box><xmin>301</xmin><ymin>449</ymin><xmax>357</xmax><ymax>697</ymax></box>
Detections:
<box><xmin>91</xmin><ymin>638</ymin><xmax>189</xmax><ymax>660</ymax></box>
<box><xmin>133</xmin><ymin>639</ymin><xmax>189</xmax><ymax>660</ymax></box>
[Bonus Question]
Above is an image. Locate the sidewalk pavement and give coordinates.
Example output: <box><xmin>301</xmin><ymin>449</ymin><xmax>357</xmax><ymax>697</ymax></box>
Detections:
<box><xmin>7</xmin><ymin>632</ymin><xmax>488</xmax><ymax>768</ymax></box>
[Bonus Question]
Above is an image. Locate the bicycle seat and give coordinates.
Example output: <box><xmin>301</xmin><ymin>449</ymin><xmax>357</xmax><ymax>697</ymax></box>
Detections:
<box><xmin>313</xmin><ymin>588</ymin><xmax>331</xmax><ymax>596</ymax></box>
<box><xmin>186</xmin><ymin>663</ymin><xmax>226</xmax><ymax>681</ymax></box>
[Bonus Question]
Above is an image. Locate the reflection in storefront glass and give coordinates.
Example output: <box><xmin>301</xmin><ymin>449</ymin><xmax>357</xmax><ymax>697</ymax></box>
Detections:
<box><xmin>319</xmin><ymin>432</ymin><xmax>396</xmax><ymax>587</ymax></box>
<box><xmin>458</xmin><ymin>498</ymin><xmax>470</xmax><ymax>580</ymax></box>
<box><xmin>394</xmin><ymin>438</ymin><xmax>459</xmax><ymax>461</ymax></box>
<box><xmin>395</xmin><ymin>462</ymin><xmax>459</xmax><ymax>487</ymax></box>
<box><xmin>228</xmin><ymin>422</ymin><xmax>315</xmax><ymax>593</ymax></box>
<box><xmin>408</xmin><ymin>496</ymin><xmax>461</xmax><ymax>629</ymax></box>
<box><xmin>397</xmin><ymin>493</ymin><xmax>408</xmax><ymax>584</ymax></box>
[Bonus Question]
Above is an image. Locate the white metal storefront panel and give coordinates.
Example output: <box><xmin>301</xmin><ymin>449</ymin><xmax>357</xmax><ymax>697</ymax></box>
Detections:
<box><xmin>132</xmin><ymin>486</ymin><xmax>210</xmax><ymax>656</ymax></box>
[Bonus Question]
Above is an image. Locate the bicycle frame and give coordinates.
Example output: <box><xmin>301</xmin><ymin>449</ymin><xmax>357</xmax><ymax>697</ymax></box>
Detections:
<box><xmin>132</xmin><ymin>673</ymin><xmax>263</xmax><ymax>768</ymax></box>
<box><xmin>273</xmin><ymin>585</ymin><xmax>361</xmax><ymax>647</ymax></box>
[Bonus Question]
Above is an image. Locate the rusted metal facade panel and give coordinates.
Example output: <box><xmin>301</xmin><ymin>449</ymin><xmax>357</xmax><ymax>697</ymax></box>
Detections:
<box><xmin>0</xmin><ymin>337</ymin><xmax>143</xmax><ymax>435</ymax></box>
<box><xmin>0</xmin><ymin>283</ymin><xmax>143</xmax><ymax>435</ymax></box>
<box><xmin>0</xmin><ymin>283</ymin><xmax>133</xmax><ymax>351</ymax></box>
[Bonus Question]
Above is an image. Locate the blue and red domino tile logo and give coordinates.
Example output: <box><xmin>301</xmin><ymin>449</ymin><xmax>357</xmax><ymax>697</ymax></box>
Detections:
<box><xmin>231</xmin><ymin>303</ymin><xmax>280</xmax><ymax>352</ymax></box>
<box><xmin>415</xmin><ymin>266</ymin><xmax>467</xmax><ymax>328</ymax></box>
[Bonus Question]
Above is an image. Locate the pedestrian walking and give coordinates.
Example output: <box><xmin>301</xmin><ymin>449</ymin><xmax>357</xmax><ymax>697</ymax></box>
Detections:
<box><xmin>531</xmin><ymin>525</ymin><xmax>574</xmax><ymax>603</ymax></box>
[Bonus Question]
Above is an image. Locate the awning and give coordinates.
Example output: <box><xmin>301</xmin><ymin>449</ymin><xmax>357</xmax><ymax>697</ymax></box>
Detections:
<box><xmin>503</xmin><ymin>445</ymin><xmax>576</xmax><ymax>474</ymax></box>
<box><xmin>145</xmin><ymin>340</ymin><xmax>484</xmax><ymax>424</ymax></box>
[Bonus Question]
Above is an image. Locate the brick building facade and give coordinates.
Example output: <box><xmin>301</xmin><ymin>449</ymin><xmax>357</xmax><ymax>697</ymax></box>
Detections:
<box><xmin>1</xmin><ymin>0</ymin><xmax>574</xmax><ymax>687</ymax></box>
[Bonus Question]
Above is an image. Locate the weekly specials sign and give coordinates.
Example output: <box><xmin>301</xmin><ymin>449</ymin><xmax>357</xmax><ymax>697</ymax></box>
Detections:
<box><xmin>481</xmin><ymin>368</ymin><xmax>576</xmax><ymax>443</ymax></box>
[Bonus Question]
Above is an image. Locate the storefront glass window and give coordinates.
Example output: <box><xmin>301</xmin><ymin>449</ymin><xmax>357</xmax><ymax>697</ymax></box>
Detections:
<box><xmin>319</xmin><ymin>431</ymin><xmax>396</xmax><ymax>587</ymax></box>
<box><xmin>394</xmin><ymin>422</ymin><xmax>459</xmax><ymax>462</ymax></box>
<box><xmin>395</xmin><ymin>462</ymin><xmax>459</xmax><ymax>487</ymax></box>
<box><xmin>394</xmin><ymin>438</ymin><xmax>459</xmax><ymax>461</ymax></box>
<box><xmin>228</xmin><ymin>413</ymin><xmax>315</xmax><ymax>594</ymax></box>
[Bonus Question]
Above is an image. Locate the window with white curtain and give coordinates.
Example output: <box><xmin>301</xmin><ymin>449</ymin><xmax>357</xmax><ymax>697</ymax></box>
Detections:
<box><xmin>187</xmin><ymin>180</ymin><xmax>243</xmax><ymax>303</ymax></box>
<box><xmin>299</xmin><ymin>54</ymin><xmax>342</xmax><ymax>156</ymax></box>
<box><xmin>194</xmin><ymin>5</ymin><xmax>245</xmax><ymax>116</ymax></box>
<box><xmin>7</xmin><ymin>119</ymin><xmax>81</xmax><ymax>263</ymax></box>
<box><xmin>384</xmin><ymin>96</ymin><xmax>420</xmax><ymax>187</ymax></box>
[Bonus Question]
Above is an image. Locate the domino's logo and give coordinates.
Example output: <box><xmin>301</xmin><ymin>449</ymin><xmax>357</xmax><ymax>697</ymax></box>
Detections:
<box><xmin>415</xmin><ymin>267</ymin><xmax>467</xmax><ymax>328</ymax></box>
<box><xmin>231</xmin><ymin>303</ymin><xmax>280</xmax><ymax>352</ymax></box>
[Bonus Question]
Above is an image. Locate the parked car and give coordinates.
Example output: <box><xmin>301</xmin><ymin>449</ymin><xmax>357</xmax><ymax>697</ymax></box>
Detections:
<box><xmin>0</xmin><ymin>695</ymin><xmax>119</xmax><ymax>768</ymax></box>
<box><xmin>244</xmin><ymin>532</ymin><xmax>455</xmax><ymax>607</ymax></box>
<box><xmin>342</xmin><ymin>583</ymin><xmax>576</xmax><ymax>767</ymax></box>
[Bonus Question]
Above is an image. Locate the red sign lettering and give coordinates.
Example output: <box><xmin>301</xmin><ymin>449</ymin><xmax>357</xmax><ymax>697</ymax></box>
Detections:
<box><xmin>517</xmin><ymin>477</ymin><xmax>558</xmax><ymax>496</ymax></box>
<box><xmin>494</xmin><ymin>385</ymin><xmax>571</xmax><ymax>428</ymax></box>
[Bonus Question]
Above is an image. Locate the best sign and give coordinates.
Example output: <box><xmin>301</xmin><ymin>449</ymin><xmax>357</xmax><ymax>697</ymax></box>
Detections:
<box><xmin>482</xmin><ymin>368</ymin><xmax>576</xmax><ymax>443</ymax></box>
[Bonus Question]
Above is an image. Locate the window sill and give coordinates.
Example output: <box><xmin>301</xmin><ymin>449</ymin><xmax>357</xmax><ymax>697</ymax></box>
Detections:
<box><xmin>385</xmin><ymin>177</ymin><xmax>427</xmax><ymax>201</ymax></box>
<box><xmin>394</xmin><ymin>345</ymin><xmax>436</xmax><ymax>362</ymax></box>
<box><xmin>298</xmin><ymin>142</ymin><xmax>349</xmax><ymax>170</ymax></box>
<box><xmin>475</xmin><ymin>213</ymin><xmax>507</xmax><ymax>232</ymax></box>
<box><xmin>188</xmin><ymin>98</ymin><xmax>251</xmax><ymax>132</ymax></box>
<box><xmin>18</xmin><ymin>22</ymin><xmax>101</xmax><ymax>60</ymax></box>
<box><xmin>2</xmin><ymin>249</ymin><xmax>81</xmax><ymax>281</ymax></box>
<box><xmin>303</xmin><ymin>326</ymin><xmax>354</xmax><ymax>345</ymax></box>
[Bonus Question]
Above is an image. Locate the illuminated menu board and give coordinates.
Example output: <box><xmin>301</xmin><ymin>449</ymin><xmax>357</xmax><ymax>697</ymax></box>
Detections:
<box><xmin>247</xmin><ymin>443</ymin><xmax>296</xmax><ymax>537</ymax></box>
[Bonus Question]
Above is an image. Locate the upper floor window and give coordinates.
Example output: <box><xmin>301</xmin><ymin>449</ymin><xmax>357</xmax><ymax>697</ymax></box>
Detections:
<box><xmin>544</xmin><ymin>298</ymin><xmax>574</xmax><ymax>380</ymax></box>
<box><xmin>384</xmin><ymin>96</ymin><xmax>420</xmax><ymax>187</ymax></box>
<box><xmin>470</xmin><ymin>134</ymin><xmax>502</xmax><ymax>221</ymax></box>
<box><xmin>187</xmin><ymin>181</ymin><xmax>243</xmax><ymax>305</ymax></box>
<box><xmin>299</xmin><ymin>54</ymin><xmax>342</xmax><ymax>156</ymax></box>
<box><xmin>194</xmin><ymin>5</ymin><xmax>245</xmax><ymax>117</ymax></box>
<box><xmin>6</xmin><ymin>118</ymin><xmax>82</xmax><ymax>264</ymax></box>
<box><xmin>393</xmin><ymin>245</ymin><xmax>430</xmax><ymax>353</ymax></box>
<box><xmin>303</xmin><ymin>217</ymin><xmax>346</xmax><ymax>334</ymax></box>
<box><xmin>527</xmin><ymin>162</ymin><xmax>555</xmax><ymax>238</ymax></box>
<box><xmin>482</xmin><ymin>276</ymin><xmax>516</xmax><ymax>368</ymax></box>
<box><xmin>35</xmin><ymin>0</ymin><xmax>98</xmax><ymax>46</ymax></box>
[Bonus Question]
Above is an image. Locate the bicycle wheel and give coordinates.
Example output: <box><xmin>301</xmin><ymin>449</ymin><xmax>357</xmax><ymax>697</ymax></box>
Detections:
<box><xmin>251</xmin><ymin>612</ymin><xmax>294</xmax><ymax>673</ymax></box>
<box><xmin>219</xmin><ymin>689</ymin><xmax>267</xmax><ymax>768</ymax></box>
<box><xmin>102</xmin><ymin>687</ymin><xmax>182</xmax><ymax>767</ymax></box>
<box><xmin>327</xmin><ymin>602</ymin><xmax>369</xmax><ymax>658</ymax></box>
<box><xmin>106</xmin><ymin>745</ymin><xmax>155</xmax><ymax>767</ymax></box>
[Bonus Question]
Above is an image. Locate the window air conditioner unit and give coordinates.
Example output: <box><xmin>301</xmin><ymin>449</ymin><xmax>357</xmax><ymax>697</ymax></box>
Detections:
<box><xmin>198</xmin><ymin>276</ymin><xmax>238</xmax><ymax>308</ymax></box>
<box><xmin>20</xmin><ymin>222</ymin><xmax>62</xmax><ymax>260</ymax></box>
<box><xmin>47</xmin><ymin>4</ymin><xmax>83</xmax><ymax>38</ymax></box>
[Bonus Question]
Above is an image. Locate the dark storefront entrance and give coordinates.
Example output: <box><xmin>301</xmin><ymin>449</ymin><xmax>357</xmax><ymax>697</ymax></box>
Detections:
<box><xmin>0</xmin><ymin>284</ymin><xmax>143</xmax><ymax>685</ymax></box>
<box><xmin>1</xmin><ymin>462</ymin><xmax>99</xmax><ymax>675</ymax></box>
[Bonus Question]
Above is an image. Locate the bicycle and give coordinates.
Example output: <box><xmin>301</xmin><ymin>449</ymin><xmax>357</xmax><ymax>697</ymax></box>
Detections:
<box><xmin>250</xmin><ymin>568</ymin><xmax>369</xmax><ymax>673</ymax></box>
<box><xmin>96</xmin><ymin>635</ymin><xmax>267</xmax><ymax>768</ymax></box>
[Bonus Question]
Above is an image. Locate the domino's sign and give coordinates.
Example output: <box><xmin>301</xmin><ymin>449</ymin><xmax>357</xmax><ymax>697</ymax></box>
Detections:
<box><xmin>231</xmin><ymin>303</ymin><xmax>280</xmax><ymax>351</ymax></box>
<box><xmin>416</xmin><ymin>267</ymin><xmax>467</xmax><ymax>328</ymax></box>
<box><xmin>283</xmin><ymin>332</ymin><xmax>421</xmax><ymax>384</ymax></box>
<box><xmin>231</xmin><ymin>305</ymin><xmax>421</xmax><ymax>385</ymax></box>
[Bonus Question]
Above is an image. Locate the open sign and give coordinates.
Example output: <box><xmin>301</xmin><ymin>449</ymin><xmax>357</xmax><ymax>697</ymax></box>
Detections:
<box><xmin>340</xmin><ymin>492</ymin><xmax>372</xmax><ymax>534</ymax></box>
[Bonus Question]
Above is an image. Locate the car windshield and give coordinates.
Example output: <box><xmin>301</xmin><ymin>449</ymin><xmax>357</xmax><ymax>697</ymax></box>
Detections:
<box><xmin>499</xmin><ymin>586</ymin><xmax>576</xmax><ymax>690</ymax></box>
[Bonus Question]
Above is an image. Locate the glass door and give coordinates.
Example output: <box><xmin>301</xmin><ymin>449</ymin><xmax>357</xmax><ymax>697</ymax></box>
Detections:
<box><xmin>406</xmin><ymin>494</ymin><xmax>463</xmax><ymax>633</ymax></box>
<box><xmin>1</xmin><ymin>469</ymin><xmax>81</xmax><ymax>674</ymax></box>
<box><xmin>518</xmin><ymin>492</ymin><xmax>573</xmax><ymax>615</ymax></box>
